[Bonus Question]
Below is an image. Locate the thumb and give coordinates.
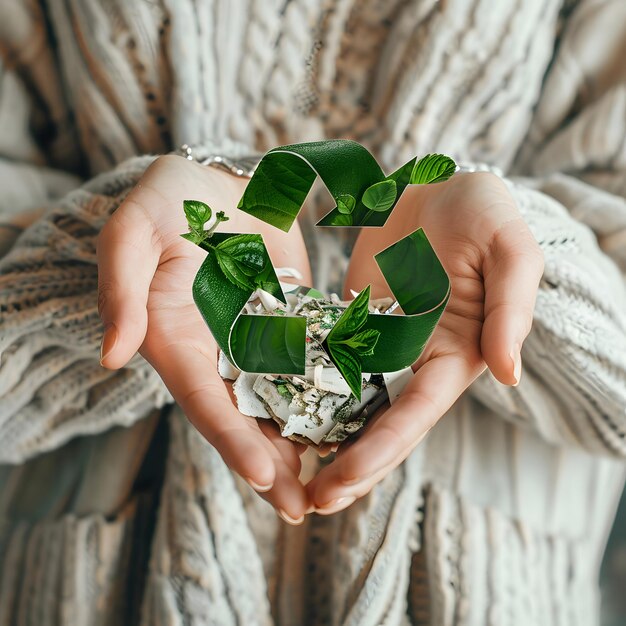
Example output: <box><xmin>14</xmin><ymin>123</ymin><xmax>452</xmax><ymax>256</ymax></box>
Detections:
<box><xmin>96</xmin><ymin>199</ymin><xmax>160</xmax><ymax>369</ymax></box>
<box><xmin>481</xmin><ymin>218</ymin><xmax>544</xmax><ymax>385</ymax></box>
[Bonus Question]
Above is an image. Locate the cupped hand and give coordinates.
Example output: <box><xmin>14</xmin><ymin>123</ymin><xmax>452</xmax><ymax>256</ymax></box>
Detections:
<box><xmin>306</xmin><ymin>172</ymin><xmax>544</xmax><ymax>514</ymax></box>
<box><xmin>97</xmin><ymin>155</ymin><xmax>313</xmax><ymax>523</ymax></box>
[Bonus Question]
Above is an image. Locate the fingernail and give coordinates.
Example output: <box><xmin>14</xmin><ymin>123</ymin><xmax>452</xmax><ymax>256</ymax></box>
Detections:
<box><xmin>277</xmin><ymin>509</ymin><xmax>304</xmax><ymax>525</ymax></box>
<box><xmin>100</xmin><ymin>323</ymin><xmax>118</xmax><ymax>365</ymax></box>
<box><xmin>315</xmin><ymin>495</ymin><xmax>356</xmax><ymax>515</ymax></box>
<box><xmin>510</xmin><ymin>343</ymin><xmax>522</xmax><ymax>386</ymax></box>
<box><xmin>305</xmin><ymin>504</ymin><xmax>316</xmax><ymax>515</ymax></box>
<box><xmin>245</xmin><ymin>477</ymin><xmax>273</xmax><ymax>493</ymax></box>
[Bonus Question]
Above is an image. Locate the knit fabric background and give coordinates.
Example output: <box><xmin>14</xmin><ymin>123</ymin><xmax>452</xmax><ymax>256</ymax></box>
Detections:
<box><xmin>0</xmin><ymin>1</ymin><xmax>626</xmax><ymax>625</ymax></box>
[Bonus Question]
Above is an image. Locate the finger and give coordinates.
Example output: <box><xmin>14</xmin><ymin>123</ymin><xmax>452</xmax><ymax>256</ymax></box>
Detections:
<box><xmin>255</xmin><ymin>422</ymin><xmax>313</xmax><ymax>522</ymax></box>
<box><xmin>257</xmin><ymin>440</ymin><xmax>310</xmax><ymax>524</ymax></box>
<box><xmin>141</xmin><ymin>340</ymin><xmax>277</xmax><ymax>490</ymax></box>
<box><xmin>257</xmin><ymin>418</ymin><xmax>304</xmax><ymax>476</ymax></box>
<box><xmin>96</xmin><ymin>199</ymin><xmax>161</xmax><ymax>369</ymax></box>
<box><xmin>307</xmin><ymin>351</ymin><xmax>485</xmax><ymax>509</ymax></box>
<box><xmin>481</xmin><ymin>218</ymin><xmax>544</xmax><ymax>385</ymax></box>
<box><xmin>225</xmin><ymin>381</ymin><xmax>308</xmax><ymax>467</ymax></box>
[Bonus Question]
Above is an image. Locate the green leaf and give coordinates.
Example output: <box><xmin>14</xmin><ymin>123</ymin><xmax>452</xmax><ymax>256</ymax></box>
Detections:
<box><xmin>327</xmin><ymin>343</ymin><xmax>363</xmax><ymax>400</ymax></box>
<box><xmin>276</xmin><ymin>384</ymin><xmax>293</xmax><ymax>400</ymax></box>
<box><xmin>213</xmin><ymin>248</ymin><xmax>254</xmax><ymax>291</ymax></box>
<box><xmin>340</xmin><ymin>328</ymin><xmax>380</xmax><ymax>356</ymax></box>
<box><xmin>328</xmin><ymin>285</ymin><xmax>372</xmax><ymax>341</ymax></box>
<box><xmin>327</xmin><ymin>212</ymin><xmax>353</xmax><ymax>226</ymax></box>
<box><xmin>180</xmin><ymin>232</ymin><xmax>203</xmax><ymax>245</ymax></box>
<box><xmin>213</xmin><ymin>233</ymin><xmax>285</xmax><ymax>301</ymax></box>
<box><xmin>336</xmin><ymin>194</ymin><xmax>356</xmax><ymax>214</ymax></box>
<box><xmin>409</xmin><ymin>154</ymin><xmax>457</xmax><ymax>185</ymax></box>
<box><xmin>183</xmin><ymin>199</ymin><xmax>212</xmax><ymax>230</ymax></box>
<box><xmin>362</xmin><ymin>179</ymin><xmax>397</xmax><ymax>212</ymax></box>
<box><xmin>216</xmin><ymin>235</ymin><xmax>266</xmax><ymax>273</ymax></box>
<box><xmin>325</xmin><ymin>286</ymin><xmax>376</xmax><ymax>400</ymax></box>
<box><xmin>213</xmin><ymin>234</ymin><xmax>268</xmax><ymax>291</ymax></box>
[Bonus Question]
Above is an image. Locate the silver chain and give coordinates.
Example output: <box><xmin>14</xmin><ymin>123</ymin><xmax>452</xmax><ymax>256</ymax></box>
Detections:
<box><xmin>179</xmin><ymin>144</ymin><xmax>262</xmax><ymax>179</ymax></box>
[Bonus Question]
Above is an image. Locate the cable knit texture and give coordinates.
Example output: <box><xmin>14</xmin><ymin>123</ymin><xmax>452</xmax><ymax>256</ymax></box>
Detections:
<box><xmin>0</xmin><ymin>1</ymin><xmax>625</xmax><ymax>625</ymax></box>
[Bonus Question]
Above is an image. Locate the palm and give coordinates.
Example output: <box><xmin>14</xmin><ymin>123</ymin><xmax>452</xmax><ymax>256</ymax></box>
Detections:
<box><xmin>306</xmin><ymin>172</ymin><xmax>544</xmax><ymax>511</ymax></box>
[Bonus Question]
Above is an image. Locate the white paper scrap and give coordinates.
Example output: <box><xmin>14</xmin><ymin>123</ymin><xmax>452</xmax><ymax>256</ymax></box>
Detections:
<box><xmin>383</xmin><ymin>367</ymin><xmax>414</xmax><ymax>405</ymax></box>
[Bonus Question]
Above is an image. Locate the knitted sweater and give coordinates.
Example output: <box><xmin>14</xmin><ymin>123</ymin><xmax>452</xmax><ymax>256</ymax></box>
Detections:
<box><xmin>1</xmin><ymin>1</ymin><xmax>626</xmax><ymax>625</ymax></box>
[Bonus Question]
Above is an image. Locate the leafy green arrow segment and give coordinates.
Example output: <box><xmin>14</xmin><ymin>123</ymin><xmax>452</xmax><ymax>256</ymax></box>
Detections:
<box><xmin>181</xmin><ymin>203</ymin><xmax>302</xmax><ymax>373</ymax></box>
<box><xmin>359</xmin><ymin>227</ymin><xmax>450</xmax><ymax>373</ymax></box>
<box><xmin>237</xmin><ymin>142</ymin><xmax>457</xmax><ymax>230</ymax></box>
<box><xmin>238</xmin><ymin>140</ymin><xmax>391</xmax><ymax>229</ymax></box>
<box><xmin>236</xmin><ymin>150</ymin><xmax>317</xmax><ymax>232</ymax></box>
<box><xmin>230</xmin><ymin>314</ymin><xmax>306</xmax><ymax>374</ymax></box>
<box><xmin>325</xmin><ymin>286</ymin><xmax>381</xmax><ymax>400</ymax></box>
<box><xmin>192</xmin><ymin>234</ymin><xmax>306</xmax><ymax>374</ymax></box>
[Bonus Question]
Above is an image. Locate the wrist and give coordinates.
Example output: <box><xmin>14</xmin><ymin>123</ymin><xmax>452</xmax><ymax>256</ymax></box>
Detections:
<box><xmin>173</xmin><ymin>142</ymin><xmax>262</xmax><ymax>207</ymax></box>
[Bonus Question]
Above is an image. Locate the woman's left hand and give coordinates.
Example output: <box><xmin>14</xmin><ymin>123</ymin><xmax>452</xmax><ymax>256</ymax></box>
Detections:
<box><xmin>306</xmin><ymin>172</ymin><xmax>544</xmax><ymax>514</ymax></box>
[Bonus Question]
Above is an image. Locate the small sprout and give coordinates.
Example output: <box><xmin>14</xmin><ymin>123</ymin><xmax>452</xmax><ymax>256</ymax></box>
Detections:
<box><xmin>330</xmin><ymin>212</ymin><xmax>353</xmax><ymax>226</ymax></box>
<box><xmin>336</xmin><ymin>194</ymin><xmax>356</xmax><ymax>215</ymax></box>
<box><xmin>181</xmin><ymin>201</ymin><xmax>230</xmax><ymax>246</ymax></box>
<box><xmin>409</xmin><ymin>154</ymin><xmax>457</xmax><ymax>184</ymax></box>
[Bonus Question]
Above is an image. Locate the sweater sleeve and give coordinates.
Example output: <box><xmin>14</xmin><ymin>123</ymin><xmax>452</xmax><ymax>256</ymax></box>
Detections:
<box><xmin>0</xmin><ymin>5</ymin><xmax>168</xmax><ymax>464</ymax></box>
<box><xmin>0</xmin><ymin>2</ymin><xmax>83</xmax><ymax>255</ymax></box>
<box><xmin>0</xmin><ymin>156</ymin><xmax>178</xmax><ymax>465</ymax></box>
<box><xmin>468</xmin><ymin>0</ymin><xmax>626</xmax><ymax>456</ymax></box>
<box><xmin>469</xmin><ymin>175</ymin><xmax>626</xmax><ymax>456</ymax></box>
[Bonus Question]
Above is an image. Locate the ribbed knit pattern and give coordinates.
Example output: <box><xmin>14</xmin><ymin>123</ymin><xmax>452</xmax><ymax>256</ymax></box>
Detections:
<box><xmin>1</xmin><ymin>1</ymin><xmax>625</xmax><ymax>624</ymax></box>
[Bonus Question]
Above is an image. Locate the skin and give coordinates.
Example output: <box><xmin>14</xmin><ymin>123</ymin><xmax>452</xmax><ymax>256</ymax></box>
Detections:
<box><xmin>98</xmin><ymin>158</ymin><xmax>544</xmax><ymax>523</ymax></box>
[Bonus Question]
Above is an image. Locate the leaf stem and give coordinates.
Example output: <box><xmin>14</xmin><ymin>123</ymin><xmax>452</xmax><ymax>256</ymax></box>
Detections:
<box><xmin>204</xmin><ymin>211</ymin><xmax>229</xmax><ymax>238</ymax></box>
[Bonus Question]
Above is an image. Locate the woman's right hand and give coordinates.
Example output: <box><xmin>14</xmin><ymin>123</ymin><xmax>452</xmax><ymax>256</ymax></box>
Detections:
<box><xmin>97</xmin><ymin>155</ymin><xmax>312</xmax><ymax>524</ymax></box>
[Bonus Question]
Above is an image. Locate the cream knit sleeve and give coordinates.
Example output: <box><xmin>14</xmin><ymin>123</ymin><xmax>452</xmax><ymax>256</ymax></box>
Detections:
<box><xmin>0</xmin><ymin>156</ymin><xmax>177</xmax><ymax>464</ymax></box>
<box><xmin>0</xmin><ymin>5</ymin><xmax>170</xmax><ymax>464</ymax></box>
<box><xmin>0</xmin><ymin>1</ymin><xmax>82</xmax><ymax>255</ymax></box>
<box><xmin>467</xmin><ymin>0</ymin><xmax>626</xmax><ymax>455</ymax></box>
<box><xmin>468</xmin><ymin>175</ymin><xmax>626</xmax><ymax>455</ymax></box>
